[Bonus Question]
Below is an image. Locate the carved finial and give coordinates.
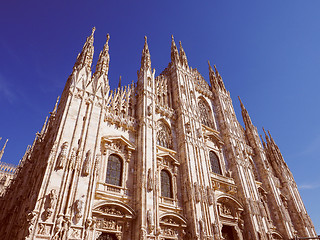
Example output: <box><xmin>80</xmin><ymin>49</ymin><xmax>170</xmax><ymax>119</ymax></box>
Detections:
<box><xmin>0</xmin><ymin>139</ymin><xmax>8</xmax><ymax>161</ymax></box>
<box><xmin>40</xmin><ymin>116</ymin><xmax>49</xmax><ymax>136</ymax></box>
<box><xmin>118</xmin><ymin>76</ymin><xmax>122</xmax><ymax>88</ymax></box>
<box><xmin>214</xmin><ymin>64</ymin><xmax>219</xmax><ymax>75</ymax></box>
<box><xmin>73</xmin><ymin>28</ymin><xmax>95</xmax><ymax>72</ymax></box>
<box><xmin>91</xmin><ymin>27</ymin><xmax>96</xmax><ymax>36</ymax></box>
<box><xmin>238</xmin><ymin>96</ymin><xmax>244</xmax><ymax>109</ymax></box>
<box><xmin>94</xmin><ymin>33</ymin><xmax>111</xmax><ymax>80</ymax></box>
<box><xmin>50</xmin><ymin>96</ymin><xmax>60</xmax><ymax>116</ymax></box>
<box><xmin>170</xmin><ymin>35</ymin><xmax>180</xmax><ymax>64</ymax></box>
<box><xmin>139</xmin><ymin>36</ymin><xmax>151</xmax><ymax>72</ymax></box>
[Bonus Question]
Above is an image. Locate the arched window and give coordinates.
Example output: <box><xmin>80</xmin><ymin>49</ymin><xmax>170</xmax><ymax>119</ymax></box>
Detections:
<box><xmin>209</xmin><ymin>151</ymin><xmax>222</xmax><ymax>175</ymax></box>
<box><xmin>161</xmin><ymin>170</ymin><xmax>173</xmax><ymax>198</ymax></box>
<box><xmin>156</xmin><ymin>120</ymin><xmax>172</xmax><ymax>149</ymax></box>
<box><xmin>106</xmin><ymin>154</ymin><xmax>123</xmax><ymax>186</ymax></box>
<box><xmin>198</xmin><ymin>98</ymin><xmax>215</xmax><ymax>129</ymax></box>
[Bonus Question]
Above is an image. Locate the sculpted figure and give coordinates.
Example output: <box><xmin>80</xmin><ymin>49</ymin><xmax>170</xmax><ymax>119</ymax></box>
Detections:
<box><xmin>82</xmin><ymin>150</ymin><xmax>91</xmax><ymax>176</ymax></box>
<box><xmin>147</xmin><ymin>209</ymin><xmax>154</xmax><ymax>232</ymax></box>
<box><xmin>147</xmin><ymin>168</ymin><xmax>153</xmax><ymax>192</ymax></box>
<box><xmin>56</xmin><ymin>142</ymin><xmax>68</xmax><ymax>169</ymax></box>
<box><xmin>43</xmin><ymin>189</ymin><xmax>57</xmax><ymax>220</ymax></box>
<box><xmin>74</xmin><ymin>198</ymin><xmax>84</xmax><ymax>222</ymax></box>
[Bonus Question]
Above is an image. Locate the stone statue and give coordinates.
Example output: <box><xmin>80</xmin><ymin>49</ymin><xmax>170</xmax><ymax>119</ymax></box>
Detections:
<box><xmin>56</xmin><ymin>142</ymin><xmax>68</xmax><ymax>169</ymax></box>
<box><xmin>147</xmin><ymin>168</ymin><xmax>153</xmax><ymax>192</ymax></box>
<box><xmin>82</xmin><ymin>150</ymin><xmax>91</xmax><ymax>176</ymax></box>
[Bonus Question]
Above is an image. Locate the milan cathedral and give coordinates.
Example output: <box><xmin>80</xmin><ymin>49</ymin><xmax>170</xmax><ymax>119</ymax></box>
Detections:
<box><xmin>0</xmin><ymin>28</ymin><xmax>316</xmax><ymax>240</ymax></box>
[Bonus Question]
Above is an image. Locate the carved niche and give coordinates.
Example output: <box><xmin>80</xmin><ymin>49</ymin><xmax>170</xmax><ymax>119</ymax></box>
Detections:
<box><xmin>156</xmin><ymin>120</ymin><xmax>173</xmax><ymax>149</ymax></box>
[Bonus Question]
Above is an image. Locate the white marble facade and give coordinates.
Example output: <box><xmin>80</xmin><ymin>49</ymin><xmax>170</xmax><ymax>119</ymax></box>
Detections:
<box><xmin>0</xmin><ymin>28</ymin><xmax>316</xmax><ymax>240</ymax></box>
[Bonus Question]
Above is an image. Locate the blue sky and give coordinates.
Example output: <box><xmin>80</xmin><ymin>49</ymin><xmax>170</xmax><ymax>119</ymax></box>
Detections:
<box><xmin>1</xmin><ymin>0</ymin><xmax>319</xmax><ymax>232</ymax></box>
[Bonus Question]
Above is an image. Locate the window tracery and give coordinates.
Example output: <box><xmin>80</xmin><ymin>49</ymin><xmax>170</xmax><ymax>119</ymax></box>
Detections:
<box><xmin>198</xmin><ymin>98</ymin><xmax>215</xmax><ymax>129</ymax></box>
<box><xmin>156</xmin><ymin>120</ymin><xmax>173</xmax><ymax>149</ymax></box>
<box><xmin>106</xmin><ymin>154</ymin><xmax>123</xmax><ymax>186</ymax></box>
<box><xmin>161</xmin><ymin>170</ymin><xmax>173</xmax><ymax>198</ymax></box>
<box><xmin>209</xmin><ymin>151</ymin><xmax>222</xmax><ymax>175</ymax></box>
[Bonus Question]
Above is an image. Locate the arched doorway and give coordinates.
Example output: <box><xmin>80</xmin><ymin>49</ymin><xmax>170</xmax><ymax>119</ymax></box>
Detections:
<box><xmin>221</xmin><ymin>225</ymin><xmax>237</xmax><ymax>240</ymax></box>
<box><xmin>97</xmin><ymin>233</ymin><xmax>118</xmax><ymax>240</ymax></box>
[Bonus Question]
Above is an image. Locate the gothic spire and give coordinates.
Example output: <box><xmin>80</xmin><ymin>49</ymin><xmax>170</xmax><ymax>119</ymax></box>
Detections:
<box><xmin>73</xmin><ymin>27</ymin><xmax>95</xmax><ymax>73</ymax></box>
<box><xmin>94</xmin><ymin>33</ymin><xmax>110</xmax><ymax>79</ymax></box>
<box><xmin>170</xmin><ymin>35</ymin><xmax>180</xmax><ymax>64</ymax></box>
<box><xmin>179</xmin><ymin>41</ymin><xmax>188</xmax><ymax>67</ymax></box>
<box><xmin>0</xmin><ymin>139</ymin><xmax>8</xmax><ymax>161</ymax></box>
<box><xmin>213</xmin><ymin>64</ymin><xmax>226</xmax><ymax>91</ymax></box>
<box><xmin>118</xmin><ymin>75</ymin><xmax>122</xmax><ymax>89</ymax></box>
<box><xmin>140</xmin><ymin>36</ymin><xmax>151</xmax><ymax>71</ymax></box>
<box><xmin>238</xmin><ymin>96</ymin><xmax>253</xmax><ymax>129</ymax></box>
<box><xmin>208</xmin><ymin>60</ymin><xmax>218</xmax><ymax>90</ymax></box>
<box><xmin>50</xmin><ymin>96</ymin><xmax>60</xmax><ymax>117</ymax></box>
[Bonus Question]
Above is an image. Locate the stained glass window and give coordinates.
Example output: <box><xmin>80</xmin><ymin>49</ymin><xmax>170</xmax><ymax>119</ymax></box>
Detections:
<box><xmin>106</xmin><ymin>154</ymin><xmax>122</xmax><ymax>186</ymax></box>
<box><xmin>161</xmin><ymin>170</ymin><xmax>173</xmax><ymax>198</ymax></box>
<box><xmin>210</xmin><ymin>151</ymin><xmax>222</xmax><ymax>175</ymax></box>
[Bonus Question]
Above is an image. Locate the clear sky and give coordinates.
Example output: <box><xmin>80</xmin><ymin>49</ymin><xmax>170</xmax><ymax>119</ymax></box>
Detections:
<box><xmin>1</xmin><ymin>0</ymin><xmax>319</xmax><ymax>233</ymax></box>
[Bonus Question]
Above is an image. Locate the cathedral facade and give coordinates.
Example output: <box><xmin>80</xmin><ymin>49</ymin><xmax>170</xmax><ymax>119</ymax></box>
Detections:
<box><xmin>0</xmin><ymin>28</ymin><xmax>316</xmax><ymax>240</ymax></box>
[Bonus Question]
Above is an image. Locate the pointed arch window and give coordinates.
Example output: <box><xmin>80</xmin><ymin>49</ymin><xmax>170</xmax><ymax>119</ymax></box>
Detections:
<box><xmin>209</xmin><ymin>151</ymin><xmax>222</xmax><ymax>175</ymax></box>
<box><xmin>198</xmin><ymin>98</ymin><xmax>215</xmax><ymax>129</ymax></box>
<box><xmin>161</xmin><ymin>170</ymin><xmax>173</xmax><ymax>198</ymax></box>
<box><xmin>106</xmin><ymin>154</ymin><xmax>123</xmax><ymax>186</ymax></box>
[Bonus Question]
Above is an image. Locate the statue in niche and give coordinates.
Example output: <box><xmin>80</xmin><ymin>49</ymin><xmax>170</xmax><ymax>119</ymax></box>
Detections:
<box><xmin>56</xmin><ymin>142</ymin><xmax>68</xmax><ymax>169</ymax></box>
<box><xmin>74</xmin><ymin>197</ymin><xmax>84</xmax><ymax>222</ymax></box>
<box><xmin>194</xmin><ymin>182</ymin><xmax>201</xmax><ymax>202</ymax></box>
<box><xmin>147</xmin><ymin>168</ymin><xmax>153</xmax><ymax>192</ymax></box>
<box><xmin>207</xmin><ymin>187</ymin><xmax>214</xmax><ymax>205</ymax></box>
<box><xmin>82</xmin><ymin>150</ymin><xmax>92</xmax><ymax>176</ymax></box>
<box><xmin>26</xmin><ymin>211</ymin><xmax>37</xmax><ymax>237</ymax></box>
<box><xmin>52</xmin><ymin>215</ymin><xmax>63</xmax><ymax>239</ymax></box>
<box><xmin>147</xmin><ymin>209</ymin><xmax>154</xmax><ymax>232</ymax></box>
<box><xmin>43</xmin><ymin>189</ymin><xmax>57</xmax><ymax>220</ymax></box>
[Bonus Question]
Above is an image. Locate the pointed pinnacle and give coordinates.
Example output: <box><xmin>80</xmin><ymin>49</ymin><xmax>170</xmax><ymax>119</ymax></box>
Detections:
<box><xmin>106</xmin><ymin>33</ymin><xmax>110</xmax><ymax>42</ymax></box>
<box><xmin>238</xmin><ymin>96</ymin><xmax>245</xmax><ymax>109</ymax></box>
<box><xmin>51</xmin><ymin>96</ymin><xmax>60</xmax><ymax>115</ymax></box>
<box><xmin>91</xmin><ymin>27</ymin><xmax>96</xmax><ymax>36</ymax></box>
<box><xmin>118</xmin><ymin>76</ymin><xmax>122</xmax><ymax>88</ymax></box>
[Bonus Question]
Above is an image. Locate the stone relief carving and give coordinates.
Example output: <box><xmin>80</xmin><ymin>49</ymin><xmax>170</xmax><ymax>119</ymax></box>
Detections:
<box><xmin>82</xmin><ymin>149</ymin><xmax>91</xmax><ymax>176</ymax></box>
<box><xmin>96</xmin><ymin>206</ymin><xmax>124</xmax><ymax>216</ymax></box>
<box><xmin>220</xmin><ymin>203</ymin><xmax>232</xmax><ymax>216</ymax></box>
<box><xmin>43</xmin><ymin>189</ymin><xmax>57</xmax><ymax>221</ymax></box>
<box><xmin>56</xmin><ymin>142</ymin><xmax>68</xmax><ymax>169</ymax></box>
<box><xmin>156</xmin><ymin>121</ymin><xmax>172</xmax><ymax>149</ymax></box>
<box><xmin>147</xmin><ymin>168</ymin><xmax>153</xmax><ymax>192</ymax></box>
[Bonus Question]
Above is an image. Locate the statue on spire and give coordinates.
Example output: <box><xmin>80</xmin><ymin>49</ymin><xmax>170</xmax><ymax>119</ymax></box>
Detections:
<box><xmin>179</xmin><ymin>41</ymin><xmax>188</xmax><ymax>67</ymax></box>
<box><xmin>140</xmin><ymin>36</ymin><xmax>151</xmax><ymax>71</ymax></box>
<box><xmin>170</xmin><ymin>35</ymin><xmax>180</xmax><ymax>64</ymax></box>
<box><xmin>94</xmin><ymin>33</ymin><xmax>110</xmax><ymax>79</ymax></box>
<box><xmin>73</xmin><ymin>27</ymin><xmax>95</xmax><ymax>73</ymax></box>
